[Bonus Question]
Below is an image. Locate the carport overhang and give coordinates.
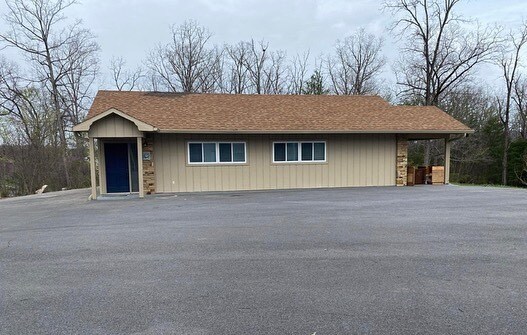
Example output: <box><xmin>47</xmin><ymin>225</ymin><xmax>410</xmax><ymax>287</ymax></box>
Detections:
<box><xmin>405</xmin><ymin>131</ymin><xmax>473</xmax><ymax>141</ymax></box>
<box><xmin>397</xmin><ymin>130</ymin><xmax>474</xmax><ymax>186</ymax></box>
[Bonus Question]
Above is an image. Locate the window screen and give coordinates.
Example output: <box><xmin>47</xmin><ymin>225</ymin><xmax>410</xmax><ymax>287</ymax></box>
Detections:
<box><xmin>301</xmin><ymin>142</ymin><xmax>313</xmax><ymax>161</ymax></box>
<box><xmin>233</xmin><ymin>143</ymin><xmax>245</xmax><ymax>162</ymax></box>
<box><xmin>274</xmin><ymin>143</ymin><xmax>286</xmax><ymax>162</ymax></box>
<box><xmin>189</xmin><ymin>143</ymin><xmax>202</xmax><ymax>163</ymax></box>
<box><xmin>286</xmin><ymin>143</ymin><xmax>298</xmax><ymax>161</ymax></box>
<box><xmin>203</xmin><ymin>143</ymin><xmax>216</xmax><ymax>162</ymax></box>
<box><xmin>219</xmin><ymin>143</ymin><xmax>232</xmax><ymax>162</ymax></box>
<box><xmin>314</xmin><ymin>142</ymin><xmax>325</xmax><ymax>161</ymax></box>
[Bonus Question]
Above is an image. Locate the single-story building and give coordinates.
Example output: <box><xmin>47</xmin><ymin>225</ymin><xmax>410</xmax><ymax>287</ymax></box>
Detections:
<box><xmin>73</xmin><ymin>91</ymin><xmax>473</xmax><ymax>199</ymax></box>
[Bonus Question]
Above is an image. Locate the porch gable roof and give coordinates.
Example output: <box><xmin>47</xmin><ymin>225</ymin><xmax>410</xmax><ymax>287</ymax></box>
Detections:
<box><xmin>73</xmin><ymin>107</ymin><xmax>156</xmax><ymax>132</ymax></box>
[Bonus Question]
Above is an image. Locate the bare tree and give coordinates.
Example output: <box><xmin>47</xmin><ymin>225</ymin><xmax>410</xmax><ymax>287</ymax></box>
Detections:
<box><xmin>0</xmin><ymin>58</ymin><xmax>53</xmax><ymax>146</ymax></box>
<box><xmin>145</xmin><ymin>20</ymin><xmax>220</xmax><ymax>93</ymax></box>
<box><xmin>386</xmin><ymin>0</ymin><xmax>500</xmax><ymax>105</ymax></box>
<box><xmin>57</xmin><ymin>31</ymin><xmax>99</xmax><ymax>141</ymax></box>
<box><xmin>167</xmin><ymin>20</ymin><xmax>213</xmax><ymax>92</ymax></box>
<box><xmin>514</xmin><ymin>77</ymin><xmax>527</xmax><ymax>139</ymax></box>
<box><xmin>287</xmin><ymin>51</ymin><xmax>310</xmax><ymax>94</ymax></box>
<box><xmin>0</xmin><ymin>0</ymin><xmax>100</xmax><ymax>187</ymax></box>
<box><xmin>225</xmin><ymin>42</ymin><xmax>251</xmax><ymax>94</ymax></box>
<box><xmin>385</xmin><ymin>0</ymin><xmax>500</xmax><ymax>165</ymax></box>
<box><xmin>240</xmin><ymin>39</ymin><xmax>289</xmax><ymax>94</ymax></box>
<box><xmin>498</xmin><ymin>22</ymin><xmax>527</xmax><ymax>185</ymax></box>
<box><xmin>326</xmin><ymin>28</ymin><xmax>385</xmax><ymax>95</ymax></box>
<box><xmin>110</xmin><ymin>57</ymin><xmax>143</xmax><ymax>91</ymax></box>
<box><xmin>262</xmin><ymin>50</ymin><xmax>287</xmax><ymax>94</ymax></box>
<box><xmin>196</xmin><ymin>45</ymin><xmax>225</xmax><ymax>93</ymax></box>
<box><xmin>0</xmin><ymin>58</ymin><xmax>75</xmax><ymax>195</ymax></box>
<box><xmin>244</xmin><ymin>39</ymin><xmax>269</xmax><ymax>94</ymax></box>
<box><xmin>497</xmin><ymin>21</ymin><xmax>527</xmax><ymax>185</ymax></box>
<box><xmin>145</xmin><ymin>45</ymin><xmax>179</xmax><ymax>92</ymax></box>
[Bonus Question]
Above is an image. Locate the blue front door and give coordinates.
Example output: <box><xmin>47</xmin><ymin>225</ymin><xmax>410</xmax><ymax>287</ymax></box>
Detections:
<box><xmin>105</xmin><ymin>143</ymin><xmax>130</xmax><ymax>193</ymax></box>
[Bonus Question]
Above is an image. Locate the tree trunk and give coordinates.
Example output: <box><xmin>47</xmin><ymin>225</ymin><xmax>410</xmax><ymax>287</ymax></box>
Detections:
<box><xmin>45</xmin><ymin>44</ymin><xmax>71</xmax><ymax>189</ymax></box>
<box><xmin>59</xmin><ymin>119</ymin><xmax>71</xmax><ymax>188</ymax></box>
<box><xmin>502</xmin><ymin>129</ymin><xmax>509</xmax><ymax>185</ymax></box>
<box><xmin>423</xmin><ymin>140</ymin><xmax>431</xmax><ymax>166</ymax></box>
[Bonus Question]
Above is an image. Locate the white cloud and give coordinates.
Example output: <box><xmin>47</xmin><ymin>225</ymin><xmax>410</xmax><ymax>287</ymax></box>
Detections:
<box><xmin>0</xmin><ymin>0</ymin><xmax>525</xmax><ymax>89</ymax></box>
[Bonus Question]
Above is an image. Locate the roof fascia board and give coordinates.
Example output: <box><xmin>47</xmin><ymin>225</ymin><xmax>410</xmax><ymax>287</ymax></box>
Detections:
<box><xmin>155</xmin><ymin>129</ymin><xmax>475</xmax><ymax>135</ymax></box>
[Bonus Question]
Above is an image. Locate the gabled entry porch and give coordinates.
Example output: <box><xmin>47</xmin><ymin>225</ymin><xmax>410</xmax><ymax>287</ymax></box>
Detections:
<box><xmin>73</xmin><ymin>108</ymin><xmax>157</xmax><ymax>199</ymax></box>
<box><xmin>87</xmin><ymin>135</ymin><xmax>145</xmax><ymax>200</ymax></box>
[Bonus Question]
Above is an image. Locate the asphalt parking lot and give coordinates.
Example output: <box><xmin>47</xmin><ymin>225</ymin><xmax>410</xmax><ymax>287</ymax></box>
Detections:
<box><xmin>1</xmin><ymin>185</ymin><xmax>527</xmax><ymax>334</ymax></box>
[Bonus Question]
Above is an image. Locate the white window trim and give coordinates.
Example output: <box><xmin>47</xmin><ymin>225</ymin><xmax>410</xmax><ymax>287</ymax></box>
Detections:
<box><xmin>272</xmin><ymin>141</ymin><xmax>327</xmax><ymax>163</ymax></box>
<box><xmin>187</xmin><ymin>141</ymin><xmax>247</xmax><ymax>165</ymax></box>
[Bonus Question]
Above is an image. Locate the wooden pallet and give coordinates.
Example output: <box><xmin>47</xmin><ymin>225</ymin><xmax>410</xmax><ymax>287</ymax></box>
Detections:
<box><xmin>407</xmin><ymin>166</ymin><xmax>415</xmax><ymax>186</ymax></box>
<box><xmin>432</xmin><ymin>166</ymin><xmax>445</xmax><ymax>184</ymax></box>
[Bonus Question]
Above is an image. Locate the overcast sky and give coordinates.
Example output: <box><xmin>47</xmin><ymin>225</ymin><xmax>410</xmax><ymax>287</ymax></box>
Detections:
<box><xmin>1</xmin><ymin>0</ymin><xmax>527</xmax><ymax>90</ymax></box>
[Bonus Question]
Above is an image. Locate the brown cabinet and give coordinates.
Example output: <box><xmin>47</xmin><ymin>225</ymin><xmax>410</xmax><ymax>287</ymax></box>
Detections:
<box><xmin>415</xmin><ymin>167</ymin><xmax>425</xmax><ymax>184</ymax></box>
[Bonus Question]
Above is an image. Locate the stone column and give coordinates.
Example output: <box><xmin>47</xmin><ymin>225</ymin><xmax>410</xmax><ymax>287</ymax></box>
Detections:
<box><xmin>396</xmin><ymin>135</ymin><xmax>408</xmax><ymax>186</ymax></box>
<box><xmin>142</xmin><ymin>135</ymin><xmax>156</xmax><ymax>194</ymax></box>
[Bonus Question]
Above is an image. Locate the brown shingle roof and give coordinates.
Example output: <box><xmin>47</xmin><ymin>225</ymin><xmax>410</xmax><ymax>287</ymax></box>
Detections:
<box><xmin>84</xmin><ymin>90</ymin><xmax>473</xmax><ymax>133</ymax></box>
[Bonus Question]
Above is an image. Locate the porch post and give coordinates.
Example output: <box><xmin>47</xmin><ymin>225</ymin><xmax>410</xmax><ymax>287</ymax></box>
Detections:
<box><xmin>137</xmin><ymin>137</ymin><xmax>144</xmax><ymax>198</ymax></box>
<box><xmin>98</xmin><ymin>141</ymin><xmax>105</xmax><ymax>194</ymax></box>
<box><xmin>444</xmin><ymin>136</ymin><xmax>451</xmax><ymax>184</ymax></box>
<box><xmin>89</xmin><ymin>137</ymin><xmax>97</xmax><ymax>200</ymax></box>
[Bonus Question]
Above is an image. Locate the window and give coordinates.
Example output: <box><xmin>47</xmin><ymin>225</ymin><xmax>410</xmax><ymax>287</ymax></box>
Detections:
<box><xmin>314</xmin><ymin>142</ymin><xmax>325</xmax><ymax>161</ymax></box>
<box><xmin>273</xmin><ymin>141</ymin><xmax>326</xmax><ymax>163</ymax></box>
<box><xmin>274</xmin><ymin>143</ymin><xmax>286</xmax><ymax>161</ymax></box>
<box><xmin>232</xmin><ymin>143</ymin><xmax>245</xmax><ymax>162</ymax></box>
<box><xmin>286</xmin><ymin>142</ymin><xmax>298</xmax><ymax>161</ymax></box>
<box><xmin>189</xmin><ymin>143</ymin><xmax>202</xmax><ymax>163</ymax></box>
<box><xmin>188</xmin><ymin>142</ymin><xmax>246</xmax><ymax>164</ymax></box>
<box><xmin>203</xmin><ymin>143</ymin><xmax>216</xmax><ymax>162</ymax></box>
<box><xmin>219</xmin><ymin>143</ymin><xmax>231</xmax><ymax>162</ymax></box>
<box><xmin>301</xmin><ymin>143</ymin><xmax>312</xmax><ymax>160</ymax></box>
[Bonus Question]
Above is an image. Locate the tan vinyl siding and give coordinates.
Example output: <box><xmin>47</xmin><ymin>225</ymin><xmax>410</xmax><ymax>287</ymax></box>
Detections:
<box><xmin>88</xmin><ymin>114</ymin><xmax>143</xmax><ymax>138</ymax></box>
<box><xmin>154</xmin><ymin>133</ymin><xmax>396</xmax><ymax>192</ymax></box>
